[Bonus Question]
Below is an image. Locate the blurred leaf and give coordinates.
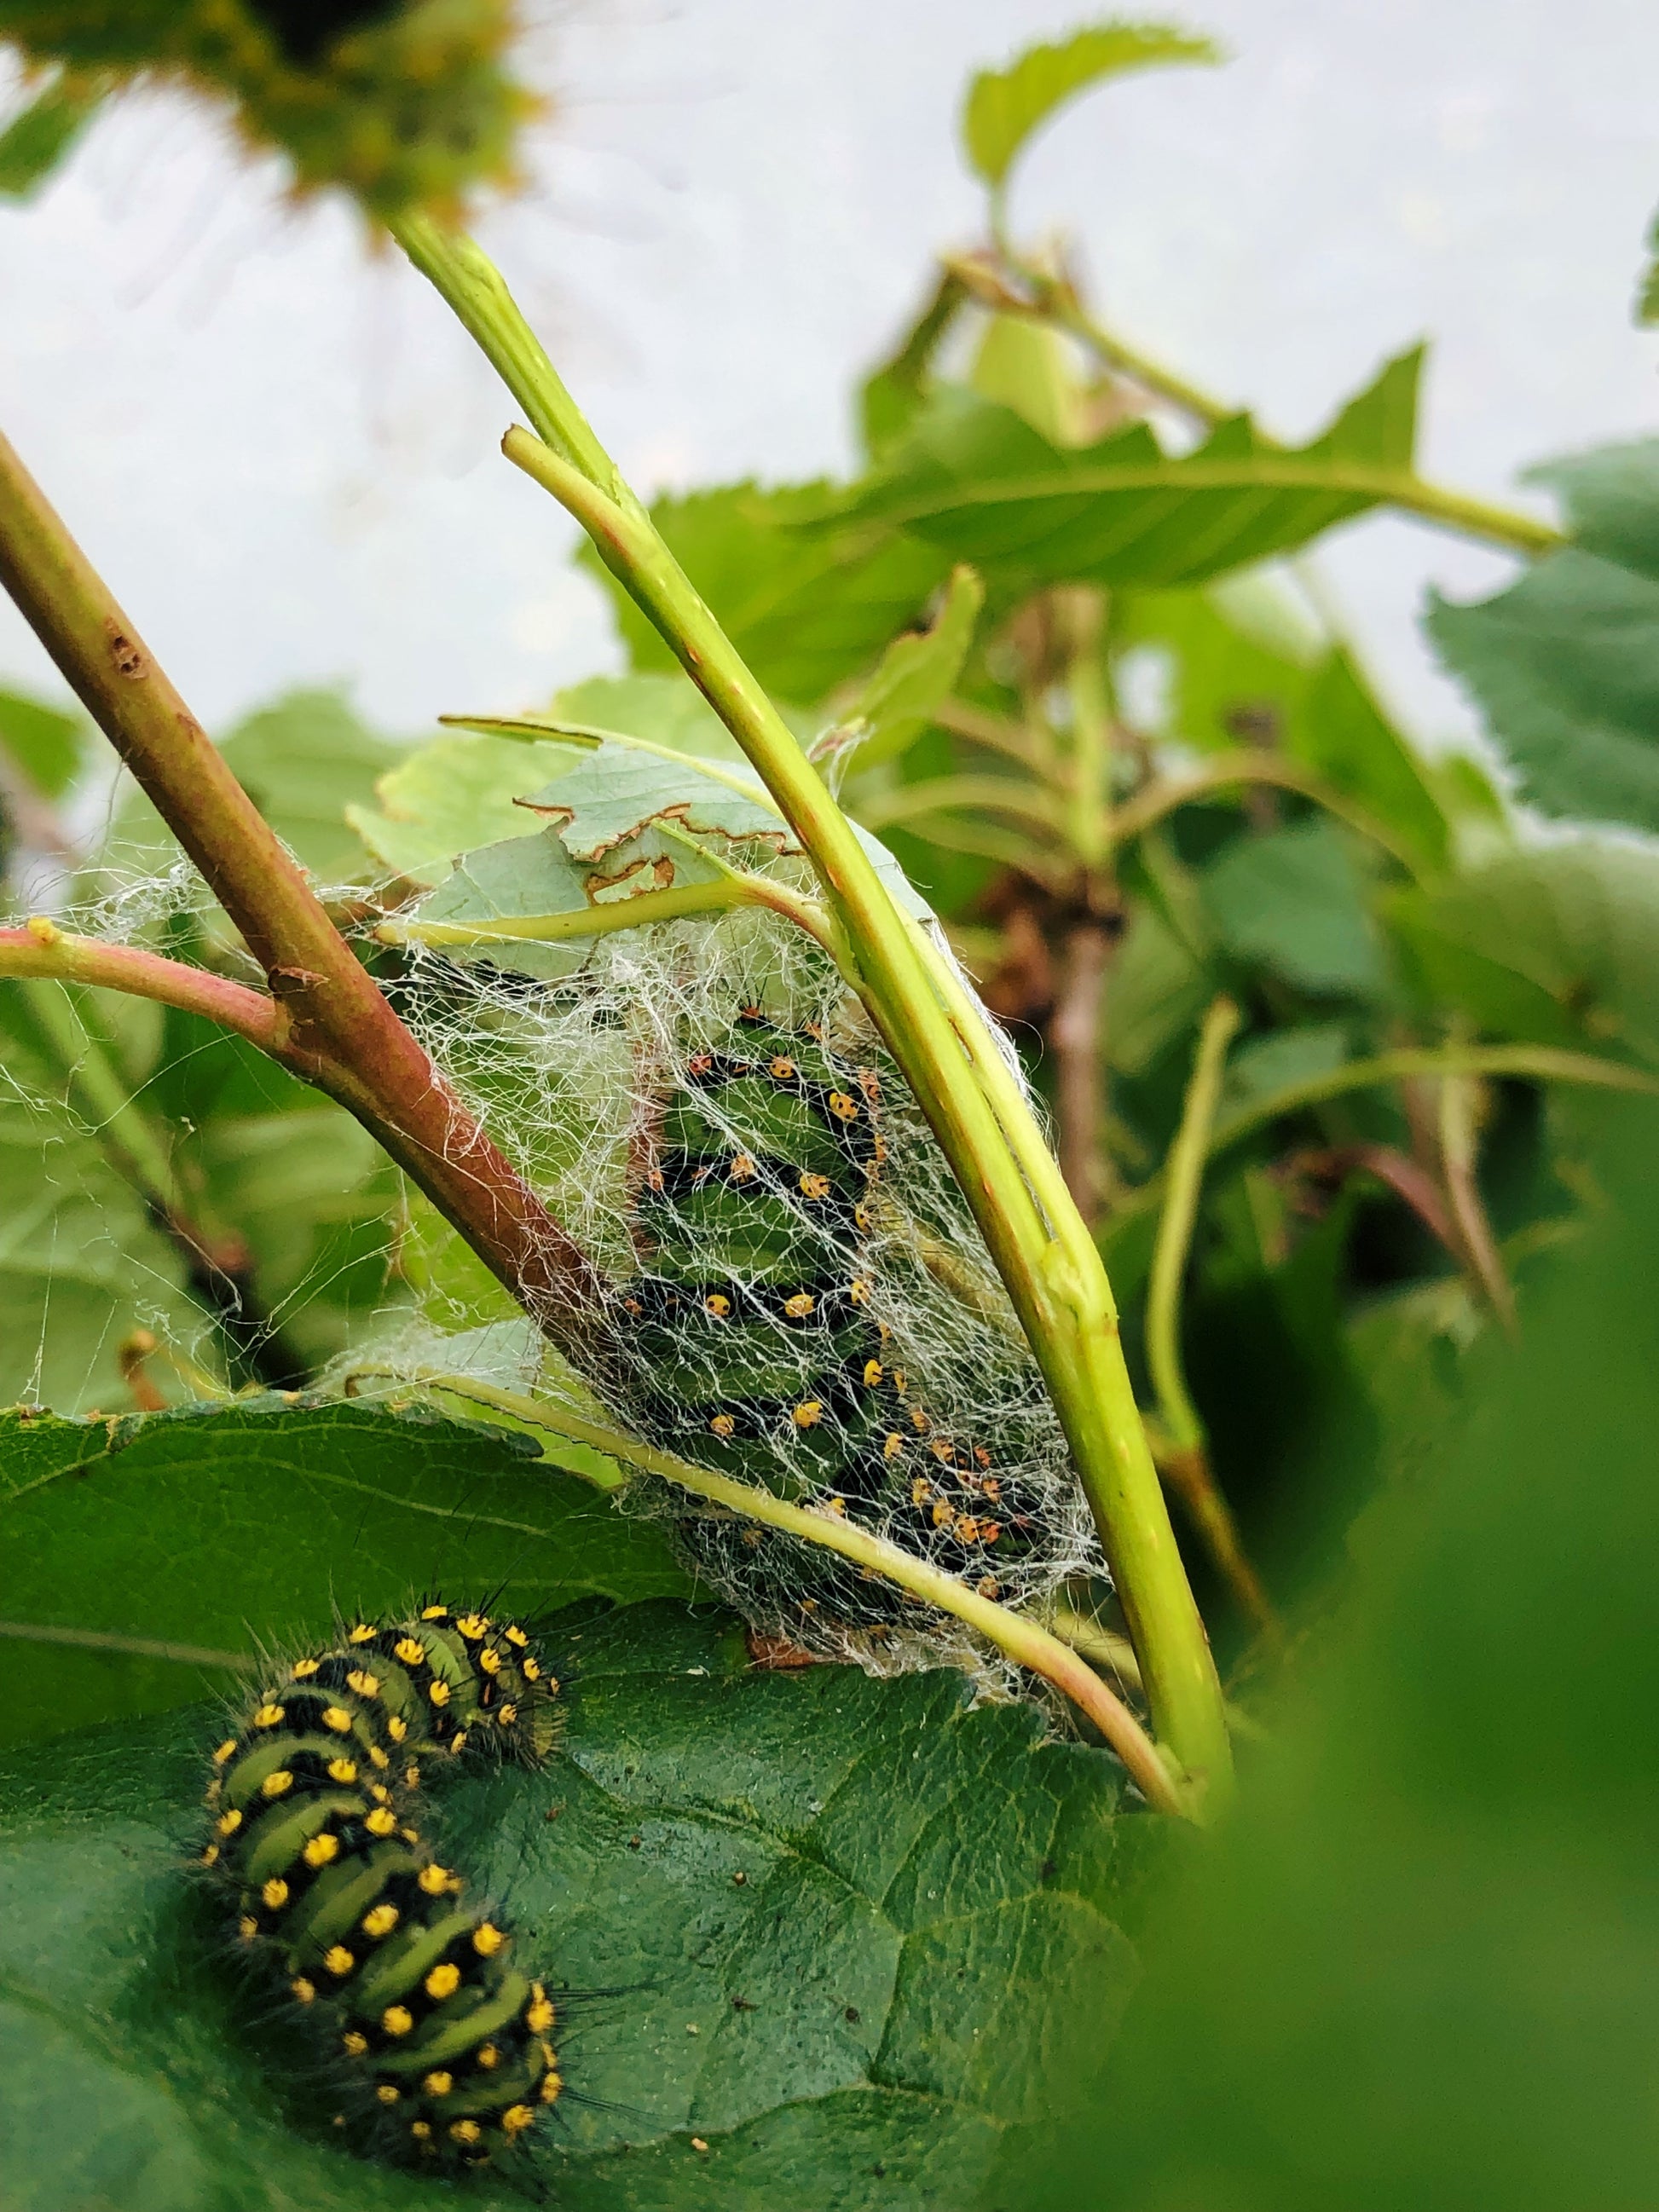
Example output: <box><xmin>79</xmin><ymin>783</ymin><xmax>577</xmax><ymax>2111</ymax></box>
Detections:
<box><xmin>971</xmin><ymin>315</ymin><xmax>1086</xmax><ymax>446</ymax></box>
<box><xmin>1289</xmin><ymin>651</ymin><xmax>1451</xmax><ymax>871</ymax></box>
<box><xmin>1389</xmin><ymin>838</ymin><xmax>1659</xmax><ymax>1065</ymax></box>
<box><xmin>0</xmin><ymin>1586</ymin><xmax>1160</xmax><ymax>2208</ymax></box>
<box><xmin>0</xmin><ymin>66</ymin><xmax>105</xmax><ymax>199</ymax></box>
<box><xmin>1040</xmin><ymin>1103</ymin><xmax>1659</xmax><ymax>2212</ymax></box>
<box><xmin>1119</xmin><ymin>578</ymin><xmax>1321</xmax><ymax>754</ymax></box>
<box><xmin>1107</xmin><ymin>905</ymin><xmax>1211</xmax><ymax>1076</ymax></box>
<box><xmin>961</xmin><ymin>19</ymin><xmax>1220</xmax><ymax>190</ymax></box>
<box><xmin>1639</xmin><ymin>202</ymin><xmax>1659</xmax><ymax>324</ymax></box>
<box><xmin>854</xmin><ymin>349</ymin><xmax>1424</xmax><ymax>592</ymax></box>
<box><xmin>581</xmin><ymin>481</ymin><xmax>950</xmax><ymax>704</ymax></box>
<box><xmin>842</xmin><ymin>564</ymin><xmax>984</xmax><ymax>771</ymax></box>
<box><xmin>0</xmin><ymin>684</ymin><xmax>84</xmax><ymax>797</ymax></box>
<box><xmin>1221</xmin><ymin>1022</ymin><xmax>1351</xmax><ymax>1106</ymax></box>
<box><xmin>860</xmin><ymin>267</ymin><xmax>968</xmax><ymax>459</ymax></box>
<box><xmin>1427</xmin><ymin>438</ymin><xmax>1659</xmax><ymax>833</ymax></box>
<box><xmin>0</xmin><ymin>1398</ymin><xmax>692</xmax><ymax>1751</ymax></box>
<box><xmin>1204</xmin><ymin>820</ymin><xmax>1387</xmax><ymax>998</ymax></box>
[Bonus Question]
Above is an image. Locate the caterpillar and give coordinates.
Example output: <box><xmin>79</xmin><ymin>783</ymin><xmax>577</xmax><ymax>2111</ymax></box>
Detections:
<box><xmin>199</xmin><ymin>1603</ymin><xmax>564</xmax><ymax>2169</ymax></box>
<box><xmin>608</xmin><ymin>1005</ymin><xmax>1042</xmax><ymax>1620</ymax></box>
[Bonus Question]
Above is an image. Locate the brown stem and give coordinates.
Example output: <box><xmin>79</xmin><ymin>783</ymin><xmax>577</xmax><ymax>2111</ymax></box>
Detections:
<box><xmin>1051</xmin><ymin>918</ymin><xmax>1112</xmax><ymax>1227</ymax></box>
<box><xmin>0</xmin><ymin>430</ymin><xmax>604</xmax><ymax>1353</ymax></box>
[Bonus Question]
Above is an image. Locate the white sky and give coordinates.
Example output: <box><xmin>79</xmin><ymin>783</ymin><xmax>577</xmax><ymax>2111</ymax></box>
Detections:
<box><xmin>1</xmin><ymin>0</ymin><xmax>1656</xmax><ymax>748</ymax></box>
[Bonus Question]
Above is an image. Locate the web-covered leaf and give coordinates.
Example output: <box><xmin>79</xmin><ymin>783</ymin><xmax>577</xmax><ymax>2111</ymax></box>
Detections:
<box><xmin>962</xmin><ymin>19</ymin><xmax>1221</xmax><ymax>191</ymax></box>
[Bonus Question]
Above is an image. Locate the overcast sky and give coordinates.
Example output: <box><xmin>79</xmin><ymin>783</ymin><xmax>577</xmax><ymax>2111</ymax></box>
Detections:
<box><xmin>1</xmin><ymin>0</ymin><xmax>1655</xmax><ymax>750</ymax></box>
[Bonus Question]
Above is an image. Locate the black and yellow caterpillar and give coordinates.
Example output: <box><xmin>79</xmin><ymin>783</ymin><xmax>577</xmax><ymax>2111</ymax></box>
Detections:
<box><xmin>199</xmin><ymin>1603</ymin><xmax>563</xmax><ymax>2168</ymax></box>
<box><xmin>610</xmin><ymin>1006</ymin><xmax>1037</xmax><ymax>1616</ymax></box>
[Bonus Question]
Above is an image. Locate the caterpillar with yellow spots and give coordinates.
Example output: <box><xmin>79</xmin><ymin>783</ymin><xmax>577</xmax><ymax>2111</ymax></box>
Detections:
<box><xmin>608</xmin><ymin>1005</ymin><xmax>1040</xmax><ymax>1627</ymax></box>
<box><xmin>199</xmin><ymin>1603</ymin><xmax>564</xmax><ymax>2169</ymax></box>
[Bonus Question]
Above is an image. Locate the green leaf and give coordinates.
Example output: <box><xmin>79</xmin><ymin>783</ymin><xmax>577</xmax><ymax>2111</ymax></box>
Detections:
<box><xmin>961</xmin><ymin>20</ymin><xmax>1221</xmax><ymax>191</ymax></box>
<box><xmin>1388</xmin><ymin>838</ymin><xmax>1659</xmax><ymax>1066</ymax></box>
<box><xmin>841</xmin><ymin>564</ymin><xmax>984</xmax><ymax>771</ymax></box>
<box><xmin>0</xmin><ymin>68</ymin><xmax>106</xmax><ymax>199</ymax></box>
<box><xmin>0</xmin><ymin>1399</ymin><xmax>692</xmax><ymax>1751</ymax></box>
<box><xmin>1426</xmin><ymin>438</ymin><xmax>1659</xmax><ymax>832</ymax></box>
<box><xmin>1107</xmin><ymin>906</ymin><xmax>1212</xmax><ymax>1076</ymax></box>
<box><xmin>0</xmin><ymin>1596</ymin><xmax>1159</xmax><ymax>2208</ymax></box>
<box><xmin>859</xmin><ymin>267</ymin><xmax>969</xmax><ymax>460</ymax></box>
<box><xmin>856</xmin><ymin>349</ymin><xmax>1425</xmax><ymax>593</ymax></box>
<box><xmin>0</xmin><ymin>684</ymin><xmax>84</xmax><ymax>798</ymax></box>
<box><xmin>1056</xmin><ymin>1104</ymin><xmax>1659</xmax><ymax>2210</ymax></box>
<box><xmin>580</xmin><ymin>481</ymin><xmax>951</xmax><ymax>704</ymax></box>
<box><xmin>970</xmin><ymin>316</ymin><xmax>1087</xmax><ymax>447</ymax></box>
<box><xmin>348</xmin><ymin>731</ymin><xmax>578</xmax><ymax>887</ymax></box>
<box><xmin>1203</xmin><ymin>821</ymin><xmax>1387</xmax><ymax>999</ymax></box>
<box><xmin>1290</xmin><ymin>650</ymin><xmax>1451</xmax><ymax>871</ymax></box>
<box><xmin>1119</xmin><ymin>575</ymin><xmax>1322</xmax><ymax>754</ymax></box>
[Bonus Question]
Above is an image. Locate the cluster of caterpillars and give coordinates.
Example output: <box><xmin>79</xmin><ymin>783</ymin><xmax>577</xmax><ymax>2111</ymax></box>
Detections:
<box><xmin>200</xmin><ymin>1604</ymin><xmax>563</xmax><ymax>2167</ymax></box>
<box><xmin>616</xmin><ymin>1006</ymin><xmax>1037</xmax><ymax>1601</ymax></box>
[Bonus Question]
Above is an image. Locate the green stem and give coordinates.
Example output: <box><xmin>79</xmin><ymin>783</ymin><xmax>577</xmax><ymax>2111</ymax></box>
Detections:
<box><xmin>380</xmin><ymin>875</ymin><xmax>836</xmax><ymax>958</ymax></box>
<box><xmin>345</xmin><ymin>1365</ymin><xmax>1188</xmax><ymax>1816</ymax></box>
<box><xmin>1109</xmin><ymin>751</ymin><xmax>1428</xmax><ymax>878</ymax></box>
<box><xmin>396</xmin><ymin>225</ymin><xmax>1230</xmax><ymax>1803</ymax></box>
<box><xmin>1146</xmin><ymin>998</ymin><xmax>1240</xmax><ymax>1458</ymax></box>
<box><xmin>853</xmin><ymin>774</ymin><xmax>1064</xmax><ymax>836</ymax></box>
<box><xmin>0</xmin><ymin>921</ymin><xmax>280</xmax><ymax>1049</ymax></box>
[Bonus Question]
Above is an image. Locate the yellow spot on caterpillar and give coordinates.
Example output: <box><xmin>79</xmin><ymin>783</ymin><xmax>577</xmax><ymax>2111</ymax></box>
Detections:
<box><xmin>704</xmin><ymin>1292</ymin><xmax>732</xmax><ymax>1318</ymax></box>
<box><xmin>448</xmin><ymin>1730</ymin><xmax>469</xmax><ymax>1755</ymax></box>
<box><xmin>349</xmin><ymin>1622</ymin><xmax>375</xmax><ymax>1643</ymax></box>
<box><xmin>418</xmin><ymin>1864</ymin><xmax>454</xmax><ymax>1897</ymax></box>
<box><xmin>525</xmin><ymin>1984</ymin><xmax>555</xmax><ymax>2035</ymax></box>
<box><xmin>326</xmin><ymin>1758</ymin><xmax>358</xmax><ymax>1785</ymax></box>
<box><xmin>261</xmin><ymin>1878</ymin><xmax>290</xmax><ymax>1909</ymax></box>
<box><xmin>886</xmin><ymin>1434</ymin><xmax>906</xmax><ymax>1461</ymax></box>
<box><xmin>409</xmin><ymin>2119</ymin><xmax>431</xmax><ymax>2140</ymax></box>
<box><xmin>204</xmin><ymin>1776</ymin><xmax>221</xmax><ymax>1805</ymax></box>
<box><xmin>824</xmin><ymin>1496</ymin><xmax>847</xmax><ymax>1516</ymax></box>
<box><xmin>854</xmin><ymin>1202</ymin><xmax>871</xmax><ymax>1231</ymax></box>
<box><xmin>324</xmin><ymin>1945</ymin><xmax>355</xmax><ymax>1977</ymax></box>
<box><xmin>303</xmin><ymin>1832</ymin><xmax>341</xmax><ymax>1868</ymax></box>
<box><xmin>321</xmin><ymin>1706</ymin><xmax>352</xmax><ymax>1734</ymax></box>
<box><xmin>260</xmin><ymin>1770</ymin><xmax>293</xmax><ymax>1799</ymax></box>
<box><xmin>291</xmin><ymin>1657</ymin><xmax>321</xmax><ymax>1679</ymax></box>
<box><xmin>980</xmin><ymin>1476</ymin><xmax>1002</xmax><ymax>1502</ymax></box>
<box><xmin>848</xmin><ymin>1278</ymin><xmax>871</xmax><ymax>1305</ymax></box>
<box><xmin>783</xmin><ymin>1291</ymin><xmax>815</xmax><ymax>1318</ymax></box>
<box><xmin>932</xmin><ymin>1499</ymin><xmax>955</xmax><ymax>1528</ymax></box>
<box><xmin>369</xmin><ymin>1745</ymin><xmax>390</xmax><ymax>1770</ymax></box>
<box><xmin>342</xmin><ymin>2030</ymin><xmax>368</xmax><ymax>2057</ymax></box>
<box><xmin>863</xmin><ymin>1359</ymin><xmax>884</xmax><ymax>1388</ymax></box>
<box><xmin>827</xmin><ymin>1090</ymin><xmax>859</xmax><ymax>1121</ymax></box>
<box><xmin>729</xmin><ymin>1152</ymin><xmax>755</xmax><ymax>1181</ymax></box>
<box><xmin>502</xmin><ymin>2104</ymin><xmax>536</xmax><ymax>2138</ymax></box>
<box><xmin>365</xmin><ymin>1807</ymin><xmax>397</xmax><ymax>1838</ymax></box>
<box><xmin>252</xmin><ymin>1703</ymin><xmax>286</xmax><ymax>1729</ymax></box>
<box><xmin>522</xmin><ymin>1659</ymin><xmax>542</xmax><ymax>1683</ymax></box>
<box><xmin>911</xmin><ymin>1407</ymin><xmax>930</xmax><ymax>1433</ymax></box>
<box><xmin>892</xmin><ymin>1368</ymin><xmax>908</xmax><ymax>1395</ymax></box>
<box><xmin>376</xmin><ymin>2083</ymin><xmax>400</xmax><ymax>2105</ymax></box>
<box><xmin>977</xmin><ymin>1575</ymin><xmax>1000</xmax><ymax>1599</ymax></box>
<box><xmin>199</xmin><ymin>1844</ymin><xmax>219</xmax><ymax>1867</ymax></box>
<box><xmin>792</xmin><ymin>1400</ymin><xmax>824</xmax><ymax>1428</ymax></box>
<box><xmin>449</xmin><ymin>2121</ymin><xmax>483</xmax><ymax>2147</ymax></box>
<box><xmin>478</xmin><ymin>1647</ymin><xmax>501</xmax><ymax>1675</ymax></box>
<box><xmin>216</xmin><ymin>1809</ymin><xmax>243</xmax><ymax>1837</ymax></box>
<box><xmin>472</xmin><ymin>1922</ymin><xmax>506</xmax><ymax>1957</ymax></box>
<box><xmin>956</xmin><ymin>1516</ymin><xmax>980</xmax><ymax>1544</ymax></box>
<box><xmin>422</xmin><ymin>2069</ymin><xmax>454</xmax><ymax>2096</ymax></box>
<box><xmin>476</xmin><ymin>2043</ymin><xmax>500</xmax><ymax>2070</ymax></box>
<box><xmin>238</xmin><ymin>1915</ymin><xmax>258</xmax><ymax>1942</ymax></box>
<box><xmin>425</xmin><ymin>1962</ymin><xmax>462</xmax><ymax>2001</ymax></box>
<box><xmin>974</xmin><ymin>1445</ymin><xmax>991</xmax><ymax>1469</ymax></box>
<box><xmin>456</xmin><ymin>1614</ymin><xmax>488</xmax><ymax>1639</ymax></box>
<box><xmin>394</xmin><ymin>1637</ymin><xmax>425</xmax><ymax>1666</ymax></box>
<box><xmin>421</xmin><ymin>1605</ymin><xmax>448</xmax><ymax>1621</ymax></box>
<box><xmin>930</xmin><ymin>1437</ymin><xmax>957</xmax><ymax>1464</ymax></box>
<box><xmin>505</xmin><ymin>1626</ymin><xmax>528</xmax><ymax>1649</ymax></box>
<box><xmin>540</xmin><ymin>2071</ymin><xmax>562</xmax><ymax>2103</ymax></box>
<box><xmin>345</xmin><ymin>1669</ymin><xmax>379</xmax><ymax>1698</ymax></box>
<box><xmin>361</xmin><ymin>1903</ymin><xmax>399</xmax><ymax>1938</ymax></box>
<box><xmin>428</xmin><ymin>1680</ymin><xmax>451</xmax><ymax>1708</ymax></box>
<box><xmin>798</xmin><ymin>1171</ymin><xmax>830</xmax><ymax>1199</ymax></box>
<box><xmin>386</xmin><ymin>1715</ymin><xmax>408</xmax><ymax>1743</ymax></box>
<box><xmin>911</xmin><ymin>1477</ymin><xmax>934</xmax><ymax>1508</ymax></box>
<box><xmin>981</xmin><ymin>1521</ymin><xmax>1002</xmax><ymax>1544</ymax></box>
<box><xmin>645</xmin><ymin>1170</ymin><xmax>664</xmax><ymax>1195</ymax></box>
<box><xmin>382</xmin><ymin>2004</ymin><xmax>414</xmax><ymax>2036</ymax></box>
<box><xmin>404</xmin><ymin>1765</ymin><xmax>421</xmax><ymax>1789</ymax></box>
<box><xmin>768</xmin><ymin>1055</ymin><xmax>795</xmax><ymax>1080</ymax></box>
<box><xmin>691</xmin><ymin>2136</ymin><xmax>710</xmax><ymax>2153</ymax></box>
<box><xmin>401</xmin><ymin>1827</ymin><xmax>421</xmax><ymax>1846</ymax></box>
<box><xmin>211</xmin><ymin>1739</ymin><xmax>237</xmax><ymax>1766</ymax></box>
<box><xmin>291</xmin><ymin>1977</ymin><xmax>315</xmax><ymax>2004</ymax></box>
<box><xmin>497</xmin><ymin>1702</ymin><xmax>517</xmax><ymax>1725</ymax></box>
<box><xmin>709</xmin><ymin>1412</ymin><xmax>736</xmax><ymax>1438</ymax></box>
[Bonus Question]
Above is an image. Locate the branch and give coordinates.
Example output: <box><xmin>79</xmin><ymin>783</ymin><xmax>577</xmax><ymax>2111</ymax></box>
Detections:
<box><xmin>0</xmin><ymin>920</ymin><xmax>280</xmax><ymax>1049</ymax></box>
<box><xmin>853</xmin><ymin>773</ymin><xmax>1065</xmax><ymax>838</ymax></box>
<box><xmin>0</xmin><ymin>430</ymin><xmax>605</xmax><ymax>1354</ymax></box>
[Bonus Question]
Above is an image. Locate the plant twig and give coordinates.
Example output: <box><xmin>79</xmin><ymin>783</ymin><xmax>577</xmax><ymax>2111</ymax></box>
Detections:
<box><xmin>1438</xmin><ymin>1065</ymin><xmax>1518</xmax><ymax>1335</ymax></box>
<box><xmin>0</xmin><ymin>430</ymin><xmax>605</xmax><ymax>1355</ymax></box>
<box><xmin>343</xmin><ymin>1363</ymin><xmax>1191</xmax><ymax>1817</ymax></box>
<box><xmin>1109</xmin><ymin>750</ymin><xmax>1428</xmax><ymax>877</ymax></box>
<box><xmin>1146</xmin><ymin>997</ymin><xmax>1282</xmax><ymax>1646</ymax></box>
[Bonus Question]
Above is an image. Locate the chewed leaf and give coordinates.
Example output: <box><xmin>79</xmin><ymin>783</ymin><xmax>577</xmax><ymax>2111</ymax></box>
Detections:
<box><xmin>962</xmin><ymin>20</ymin><xmax>1221</xmax><ymax>192</ymax></box>
<box><xmin>519</xmin><ymin>742</ymin><xmax>795</xmax><ymax>862</ymax></box>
